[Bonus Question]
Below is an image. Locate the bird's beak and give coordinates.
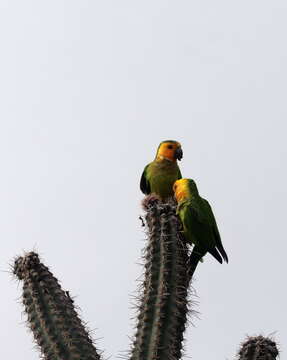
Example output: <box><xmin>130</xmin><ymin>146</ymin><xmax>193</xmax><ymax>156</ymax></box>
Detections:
<box><xmin>175</xmin><ymin>147</ymin><xmax>183</xmax><ymax>161</ymax></box>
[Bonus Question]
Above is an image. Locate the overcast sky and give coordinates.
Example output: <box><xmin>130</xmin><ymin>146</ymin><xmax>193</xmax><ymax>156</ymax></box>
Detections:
<box><xmin>0</xmin><ymin>1</ymin><xmax>286</xmax><ymax>359</ymax></box>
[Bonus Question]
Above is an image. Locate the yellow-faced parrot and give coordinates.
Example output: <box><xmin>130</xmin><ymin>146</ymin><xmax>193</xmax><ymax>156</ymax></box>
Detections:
<box><xmin>140</xmin><ymin>140</ymin><xmax>183</xmax><ymax>200</ymax></box>
<box><xmin>173</xmin><ymin>178</ymin><xmax>228</xmax><ymax>264</ymax></box>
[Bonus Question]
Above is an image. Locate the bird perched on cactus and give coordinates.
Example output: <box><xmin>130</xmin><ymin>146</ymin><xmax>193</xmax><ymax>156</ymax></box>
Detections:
<box><xmin>140</xmin><ymin>140</ymin><xmax>183</xmax><ymax>201</ymax></box>
<box><xmin>173</xmin><ymin>178</ymin><xmax>228</xmax><ymax>264</ymax></box>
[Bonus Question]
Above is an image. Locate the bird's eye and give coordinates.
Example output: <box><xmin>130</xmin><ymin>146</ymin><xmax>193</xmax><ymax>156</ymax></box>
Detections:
<box><xmin>167</xmin><ymin>144</ymin><xmax>173</xmax><ymax>149</ymax></box>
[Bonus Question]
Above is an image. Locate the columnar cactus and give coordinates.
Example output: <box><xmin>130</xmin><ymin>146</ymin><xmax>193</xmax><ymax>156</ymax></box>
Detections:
<box><xmin>238</xmin><ymin>335</ymin><xmax>279</xmax><ymax>360</ymax></box>
<box><xmin>130</xmin><ymin>197</ymin><xmax>191</xmax><ymax>360</ymax></box>
<box><xmin>13</xmin><ymin>252</ymin><xmax>101</xmax><ymax>360</ymax></box>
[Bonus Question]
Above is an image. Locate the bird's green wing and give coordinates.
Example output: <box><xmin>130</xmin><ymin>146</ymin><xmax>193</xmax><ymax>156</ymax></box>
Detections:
<box><xmin>181</xmin><ymin>201</ymin><xmax>209</xmax><ymax>241</ymax></box>
<box><xmin>182</xmin><ymin>200</ymin><xmax>224</xmax><ymax>264</ymax></box>
<box><xmin>140</xmin><ymin>164</ymin><xmax>151</xmax><ymax>195</ymax></box>
<box><xmin>177</xmin><ymin>167</ymin><xmax>182</xmax><ymax>180</ymax></box>
<box><xmin>186</xmin><ymin>198</ymin><xmax>209</xmax><ymax>224</ymax></box>
<box><xmin>202</xmin><ymin>199</ymin><xmax>228</xmax><ymax>263</ymax></box>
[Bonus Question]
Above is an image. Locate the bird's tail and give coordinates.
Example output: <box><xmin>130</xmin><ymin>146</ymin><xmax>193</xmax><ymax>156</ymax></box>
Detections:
<box><xmin>208</xmin><ymin>247</ymin><xmax>223</xmax><ymax>264</ymax></box>
<box><xmin>188</xmin><ymin>246</ymin><xmax>205</xmax><ymax>279</ymax></box>
<box><xmin>216</xmin><ymin>243</ymin><xmax>229</xmax><ymax>263</ymax></box>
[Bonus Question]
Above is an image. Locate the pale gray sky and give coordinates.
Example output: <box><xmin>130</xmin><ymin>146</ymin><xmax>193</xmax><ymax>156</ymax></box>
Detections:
<box><xmin>0</xmin><ymin>1</ymin><xmax>286</xmax><ymax>359</ymax></box>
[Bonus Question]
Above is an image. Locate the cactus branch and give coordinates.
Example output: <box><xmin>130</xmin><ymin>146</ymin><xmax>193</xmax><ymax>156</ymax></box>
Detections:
<box><xmin>130</xmin><ymin>197</ymin><xmax>190</xmax><ymax>360</ymax></box>
<box><xmin>13</xmin><ymin>252</ymin><xmax>101</xmax><ymax>360</ymax></box>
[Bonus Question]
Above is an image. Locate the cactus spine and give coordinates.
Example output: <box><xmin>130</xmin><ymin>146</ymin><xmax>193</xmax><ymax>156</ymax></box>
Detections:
<box><xmin>13</xmin><ymin>252</ymin><xmax>101</xmax><ymax>360</ymax></box>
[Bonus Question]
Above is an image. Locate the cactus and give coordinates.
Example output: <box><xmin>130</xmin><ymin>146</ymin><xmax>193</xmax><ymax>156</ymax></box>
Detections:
<box><xmin>13</xmin><ymin>252</ymin><xmax>101</xmax><ymax>360</ymax></box>
<box><xmin>238</xmin><ymin>335</ymin><xmax>279</xmax><ymax>360</ymax></box>
<box><xmin>130</xmin><ymin>196</ymin><xmax>190</xmax><ymax>360</ymax></box>
<box><xmin>12</xmin><ymin>196</ymin><xmax>279</xmax><ymax>360</ymax></box>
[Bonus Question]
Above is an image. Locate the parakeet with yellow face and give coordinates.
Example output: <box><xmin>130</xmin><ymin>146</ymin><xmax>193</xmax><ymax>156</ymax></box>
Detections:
<box><xmin>173</xmin><ymin>178</ymin><xmax>228</xmax><ymax>264</ymax></box>
<box><xmin>140</xmin><ymin>140</ymin><xmax>183</xmax><ymax>201</ymax></box>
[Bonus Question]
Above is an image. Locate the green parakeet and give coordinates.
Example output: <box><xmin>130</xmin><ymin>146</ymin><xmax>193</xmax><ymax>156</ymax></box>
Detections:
<box><xmin>140</xmin><ymin>140</ymin><xmax>183</xmax><ymax>200</ymax></box>
<box><xmin>173</xmin><ymin>178</ymin><xmax>228</xmax><ymax>264</ymax></box>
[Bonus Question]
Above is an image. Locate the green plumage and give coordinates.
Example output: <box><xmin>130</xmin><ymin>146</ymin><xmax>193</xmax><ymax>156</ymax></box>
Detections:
<box><xmin>176</xmin><ymin>179</ymin><xmax>228</xmax><ymax>264</ymax></box>
<box><xmin>140</xmin><ymin>161</ymin><xmax>182</xmax><ymax>200</ymax></box>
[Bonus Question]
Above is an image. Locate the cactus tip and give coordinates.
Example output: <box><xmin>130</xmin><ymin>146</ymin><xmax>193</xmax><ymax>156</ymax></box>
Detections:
<box><xmin>13</xmin><ymin>252</ymin><xmax>40</xmax><ymax>280</ymax></box>
<box><xmin>238</xmin><ymin>335</ymin><xmax>279</xmax><ymax>359</ymax></box>
<box><xmin>141</xmin><ymin>194</ymin><xmax>161</xmax><ymax>210</ymax></box>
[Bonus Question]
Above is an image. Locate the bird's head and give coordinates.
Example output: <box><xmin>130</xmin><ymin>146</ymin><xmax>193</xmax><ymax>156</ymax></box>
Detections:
<box><xmin>173</xmin><ymin>178</ymin><xmax>198</xmax><ymax>202</ymax></box>
<box><xmin>155</xmin><ymin>140</ymin><xmax>183</xmax><ymax>162</ymax></box>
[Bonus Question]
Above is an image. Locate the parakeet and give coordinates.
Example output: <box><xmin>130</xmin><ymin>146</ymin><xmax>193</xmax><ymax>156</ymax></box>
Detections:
<box><xmin>140</xmin><ymin>140</ymin><xmax>183</xmax><ymax>200</ymax></box>
<box><xmin>173</xmin><ymin>178</ymin><xmax>228</xmax><ymax>264</ymax></box>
